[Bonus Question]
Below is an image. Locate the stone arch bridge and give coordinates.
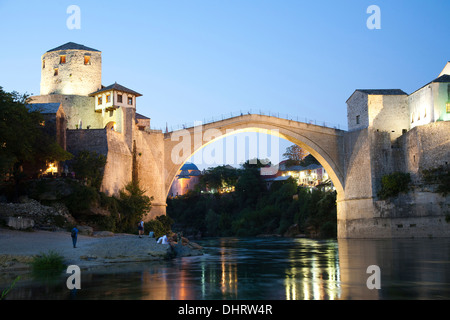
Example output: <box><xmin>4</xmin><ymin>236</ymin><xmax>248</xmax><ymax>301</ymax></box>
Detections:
<box><xmin>163</xmin><ymin>114</ymin><xmax>345</xmax><ymax>199</ymax></box>
<box><xmin>70</xmin><ymin>112</ymin><xmax>449</xmax><ymax>239</ymax></box>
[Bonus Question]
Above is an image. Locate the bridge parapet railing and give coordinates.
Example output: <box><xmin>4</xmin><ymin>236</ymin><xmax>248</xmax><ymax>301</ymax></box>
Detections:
<box><xmin>154</xmin><ymin>109</ymin><xmax>344</xmax><ymax>132</ymax></box>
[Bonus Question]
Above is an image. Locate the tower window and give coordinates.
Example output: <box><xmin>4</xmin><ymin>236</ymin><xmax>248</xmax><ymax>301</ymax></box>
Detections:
<box><xmin>446</xmin><ymin>102</ymin><xmax>450</xmax><ymax>113</ymax></box>
<box><xmin>356</xmin><ymin>115</ymin><xmax>360</xmax><ymax>124</ymax></box>
<box><xmin>60</xmin><ymin>55</ymin><xmax>66</xmax><ymax>64</ymax></box>
<box><xmin>54</xmin><ymin>68</ymin><xmax>58</xmax><ymax>76</ymax></box>
<box><xmin>84</xmin><ymin>55</ymin><xmax>91</xmax><ymax>65</ymax></box>
<box><xmin>117</xmin><ymin>94</ymin><xmax>123</xmax><ymax>103</ymax></box>
<box><xmin>42</xmin><ymin>60</ymin><xmax>45</xmax><ymax>69</ymax></box>
<box><xmin>98</xmin><ymin>96</ymin><xmax>103</xmax><ymax>105</ymax></box>
<box><xmin>106</xmin><ymin>94</ymin><xmax>111</xmax><ymax>103</ymax></box>
<box><xmin>128</xmin><ymin>97</ymin><xmax>133</xmax><ymax>105</ymax></box>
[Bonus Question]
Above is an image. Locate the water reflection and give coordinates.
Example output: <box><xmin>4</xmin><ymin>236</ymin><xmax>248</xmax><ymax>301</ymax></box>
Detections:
<box><xmin>284</xmin><ymin>239</ymin><xmax>341</xmax><ymax>300</ymax></box>
<box><xmin>2</xmin><ymin>237</ymin><xmax>450</xmax><ymax>300</ymax></box>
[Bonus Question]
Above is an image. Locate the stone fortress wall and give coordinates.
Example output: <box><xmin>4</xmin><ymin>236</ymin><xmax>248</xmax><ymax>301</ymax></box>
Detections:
<box><xmin>40</xmin><ymin>48</ymin><xmax>102</xmax><ymax>96</ymax></box>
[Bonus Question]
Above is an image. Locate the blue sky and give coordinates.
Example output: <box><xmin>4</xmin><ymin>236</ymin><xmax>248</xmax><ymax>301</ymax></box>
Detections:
<box><xmin>0</xmin><ymin>0</ymin><xmax>448</xmax><ymax>168</ymax></box>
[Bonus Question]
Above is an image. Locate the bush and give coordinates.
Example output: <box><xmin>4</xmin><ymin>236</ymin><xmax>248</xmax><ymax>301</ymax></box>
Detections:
<box><xmin>145</xmin><ymin>215</ymin><xmax>174</xmax><ymax>239</ymax></box>
<box><xmin>31</xmin><ymin>250</ymin><xmax>66</xmax><ymax>274</ymax></box>
<box><xmin>377</xmin><ymin>172</ymin><xmax>411</xmax><ymax>199</ymax></box>
<box><xmin>118</xmin><ymin>181</ymin><xmax>153</xmax><ymax>233</ymax></box>
<box><xmin>422</xmin><ymin>166</ymin><xmax>450</xmax><ymax>196</ymax></box>
<box><xmin>70</xmin><ymin>150</ymin><xmax>106</xmax><ymax>190</ymax></box>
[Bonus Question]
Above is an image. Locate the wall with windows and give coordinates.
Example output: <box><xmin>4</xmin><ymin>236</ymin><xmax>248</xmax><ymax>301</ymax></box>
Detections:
<box><xmin>40</xmin><ymin>49</ymin><xmax>102</xmax><ymax>96</ymax></box>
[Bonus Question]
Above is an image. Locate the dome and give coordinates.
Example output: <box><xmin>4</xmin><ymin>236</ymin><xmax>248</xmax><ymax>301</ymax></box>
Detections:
<box><xmin>180</xmin><ymin>163</ymin><xmax>199</xmax><ymax>171</ymax></box>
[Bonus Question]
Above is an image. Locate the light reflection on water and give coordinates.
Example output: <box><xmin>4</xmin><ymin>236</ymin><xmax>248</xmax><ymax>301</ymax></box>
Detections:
<box><xmin>2</xmin><ymin>237</ymin><xmax>450</xmax><ymax>300</ymax></box>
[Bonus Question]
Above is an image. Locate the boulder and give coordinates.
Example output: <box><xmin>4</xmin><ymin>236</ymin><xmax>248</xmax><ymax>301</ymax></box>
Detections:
<box><xmin>6</xmin><ymin>217</ymin><xmax>35</xmax><ymax>230</ymax></box>
<box><xmin>76</xmin><ymin>225</ymin><xmax>93</xmax><ymax>236</ymax></box>
<box><xmin>93</xmin><ymin>231</ymin><xmax>114</xmax><ymax>237</ymax></box>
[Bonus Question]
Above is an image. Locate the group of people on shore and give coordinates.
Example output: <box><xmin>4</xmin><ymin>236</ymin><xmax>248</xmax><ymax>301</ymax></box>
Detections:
<box><xmin>139</xmin><ymin>220</ymin><xmax>171</xmax><ymax>244</ymax></box>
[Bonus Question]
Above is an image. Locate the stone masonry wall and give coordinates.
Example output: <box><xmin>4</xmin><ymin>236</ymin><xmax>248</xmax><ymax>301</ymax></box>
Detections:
<box><xmin>40</xmin><ymin>50</ymin><xmax>102</xmax><ymax>96</ymax></box>
<box><xmin>339</xmin><ymin>121</ymin><xmax>450</xmax><ymax>238</ymax></box>
<box><xmin>133</xmin><ymin>128</ymin><xmax>167</xmax><ymax>220</ymax></box>
<box><xmin>30</xmin><ymin>94</ymin><xmax>103</xmax><ymax>130</ymax></box>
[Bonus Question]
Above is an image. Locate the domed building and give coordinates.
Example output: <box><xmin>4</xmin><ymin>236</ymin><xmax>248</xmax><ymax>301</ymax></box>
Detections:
<box><xmin>169</xmin><ymin>163</ymin><xmax>202</xmax><ymax>197</ymax></box>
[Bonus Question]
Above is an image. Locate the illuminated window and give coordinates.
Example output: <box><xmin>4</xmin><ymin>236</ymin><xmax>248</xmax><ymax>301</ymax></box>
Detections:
<box><xmin>84</xmin><ymin>55</ymin><xmax>91</xmax><ymax>65</ymax></box>
<box><xmin>98</xmin><ymin>96</ymin><xmax>103</xmax><ymax>105</ymax></box>
<box><xmin>106</xmin><ymin>94</ymin><xmax>111</xmax><ymax>103</ymax></box>
<box><xmin>446</xmin><ymin>102</ymin><xmax>450</xmax><ymax>113</ymax></box>
<box><xmin>117</xmin><ymin>94</ymin><xmax>123</xmax><ymax>103</ymax></box>
<box><xmin>54</xmin><ymin>68</ymin><xmax>58</xmax><ymax>76</ymax></box>
<box><xmin>60</xmin><ymin>55</ymin><xmax>66</xmax><ymax>64</ymax></box>
<box><xmin>128</xmin><ymin>97</ymin><xmax>133</xmax><ymax>105</ymax></box>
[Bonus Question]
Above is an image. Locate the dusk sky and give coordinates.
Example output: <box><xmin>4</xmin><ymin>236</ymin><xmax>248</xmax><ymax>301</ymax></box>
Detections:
<box><xmin>1</xmin><ymin>0</ymin><xmax>449</xmax><ymax>169</ymax></box>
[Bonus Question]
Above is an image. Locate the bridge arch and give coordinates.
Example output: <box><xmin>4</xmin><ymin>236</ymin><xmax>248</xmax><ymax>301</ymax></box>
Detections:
<box><xmin>164</xmin><ymin>114</ymin><xmax>345</xmax><ymax>201</ymax></box>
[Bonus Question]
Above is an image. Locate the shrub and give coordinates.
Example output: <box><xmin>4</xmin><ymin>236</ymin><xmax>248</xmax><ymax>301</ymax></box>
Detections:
<box><xmin>377</xmin><ymin>172</ymin><xmax>411</xmax><ymax>199</ymax></box>
<box><xmin>118</xmin><ymin>181</ymin><xmax>153</xmax><ymax>233</ymax></box>
<box><xmin>1</xmin><ymin>276</ymin><xmax>21</xmax><ymax>300</ymax></box>
<box><xmin>31</xmin><ymin>251</ymin><xmax>66</xmax><ymax>274</ymax></box>
<box><xmin>70</xmin><ymin>150</ymin><xmax>106</xmax><ymax>190</ymax></box>
<box><xmin>422</xmin><ymin>166</ymin><xmax>450</xmax><ymax>196</ymax></box>
<box><xmin>145</xmin><ymin>215</ymin><xmax>174</xmax><ymax>238</ymax></box>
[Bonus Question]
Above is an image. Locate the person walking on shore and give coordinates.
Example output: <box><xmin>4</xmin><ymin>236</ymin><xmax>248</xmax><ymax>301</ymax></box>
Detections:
<box><xmin>138</xmin><ymin>220</ymin><xmax>144</xmax><ymax>238</ymax></box>
<box><xmin>71</xmin><ymin>227</ymin><xmax>79</xmax><ymax>248</ymax></box>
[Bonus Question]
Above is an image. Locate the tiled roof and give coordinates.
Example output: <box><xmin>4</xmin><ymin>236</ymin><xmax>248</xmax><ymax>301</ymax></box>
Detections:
<box><xmin>136</xmin><ymin>113</ymin><xmax>150</xmax><ymax>120</ymax></box>
<box><xmin>28</xmin><ymin>103</ymin><xmax>61</xmax><ymax>114</ymax></box>
<box><xmin>431</xmin><ymin>74</ymin><xmax>450</xmax><ymax>83</ymax></box>
<box><xmin>89</xmin><ymin>82</ymin><xmax>142</xmax><ymax>97</ymax></box>
<box><xmin>47</xmin><ymin>42</ymin><xmax>100</xmax><ymax>53</ymax></box>
<box><xmin>354</xmin><ymin>89</ymin><xmax>407</xmax><ymax>95</ymax></box>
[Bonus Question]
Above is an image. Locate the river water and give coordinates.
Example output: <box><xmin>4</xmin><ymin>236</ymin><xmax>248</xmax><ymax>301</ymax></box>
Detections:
<box><xmin>2</xmin><ymin>237</ymin><xmax>450</xmax><ymax>300</ymax></box>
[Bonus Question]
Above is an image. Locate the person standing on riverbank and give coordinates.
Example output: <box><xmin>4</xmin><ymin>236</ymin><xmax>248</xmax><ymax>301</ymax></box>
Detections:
<box><xmin>71</xmin><ymin>227</ymin><xmax>79</xmax><ymax>248</ymax></box>
<box><xmin>138</xmin><ymin>220</ymin><xmax>144</xmax><ymax>238</ymax></box>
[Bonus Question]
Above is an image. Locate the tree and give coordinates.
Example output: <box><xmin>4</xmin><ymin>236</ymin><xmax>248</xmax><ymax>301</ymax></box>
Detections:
<box><xmin>241</xmin><ymin>158</ymin><xmax>271</xmax><ymax>169</ymax></box>
<box><xmin>197</xmin><ymin>165</ymin><xmax>239</xmax><ymax>193</ymax></box>
<box><xmin>118</xmin><ymin>181</ymin><xmax>153</xmax><ymax>233</ymax></box>
<box><xmin>71</xmin><ymin>151</ymin><xmax>106</xmax><ymax>190</ymax></box>
<box><xmin>0</xmin><ymin>87</ymin><xmax>72</xmax><ymax>198</ymax></box>
<box><xmin>300</xmin><ymin>154</ymin><xmax>320</xmax><ymax>167</ymax></box>
<box><xmin>282</xmin><ymin>145</ymin><xmax>308</xmax><ymax>166</ymax></box>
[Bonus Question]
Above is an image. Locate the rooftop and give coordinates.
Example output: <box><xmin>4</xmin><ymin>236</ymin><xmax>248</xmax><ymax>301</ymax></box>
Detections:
<box><xmin>28</xmin><ymin>102</ymin><xmax>61</xmax><ymax>114</ymax></box>
<box><xmin>89</xmin><ymin>82</ymin><xmax>142</xmax><ymax>97</ymax></box>
<box><xmin>46</xmin><ymin>42</ymin><xmax>100</xmax><ymax>53</ymax></box>
<box><xmin>354</xmin><ymin>89</ymin><xmax>407</xmax><ymax>95</ymax></box>
<box><xmin>346</xmin><ymin>89</ymin><xmax>407</xmax><ymax>103</ymax></box>
<box><xmin>410</xmin><ymin>74</ymin><xmax>450</xmax><ymax>95</ymax></box>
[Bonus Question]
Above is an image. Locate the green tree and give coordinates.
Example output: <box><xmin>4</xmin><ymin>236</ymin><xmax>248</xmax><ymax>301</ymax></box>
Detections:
<box><xmin>71</xmin><ymin>151</ymin><xmax>106</xmax><ymax>190</ymax></box>
<box><xmin>197</xmin><ymin>165</ymin><xmax>239</xmax><ymax>192</ymax></box>
<box><xmin>377</xmin><ymin>172</ymin><xmax>411</xmax><ymax>199</ymax></box>
<box><xmin>118</xmin><ymin>181</ymin><xmax>153</xmax><ymax>233</ymax></box>
<box><xmin>241</xmin><ymin>158</ymin><xmax>271</xmax><ymax>169</ymax></box>
<box><xmin>0</xmin><ymin>87</ymin><xmax>72</xmax><ymax>198</ymax></box>
<box><xmin>235</xmin><ymin>166</ymin><xmax>265</xmax><ymax>208</ymax></box>
<box><xmin>282</xmin><ymin>145</ymin><xmax>308</xmax><ymax>166</ymax></box>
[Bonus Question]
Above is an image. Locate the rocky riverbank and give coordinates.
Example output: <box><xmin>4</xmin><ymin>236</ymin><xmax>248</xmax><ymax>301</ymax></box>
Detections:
<box><xmin>0</xmin><ymin>227</ymin><xmax>203</xmax><ymax>271</ymax></box>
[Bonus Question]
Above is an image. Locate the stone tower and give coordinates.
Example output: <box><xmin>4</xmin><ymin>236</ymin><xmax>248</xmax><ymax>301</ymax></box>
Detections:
<box><xmin>40</xmin><ymin>42</ymin><xmax>102</xmax><ymax>96</ymax></box>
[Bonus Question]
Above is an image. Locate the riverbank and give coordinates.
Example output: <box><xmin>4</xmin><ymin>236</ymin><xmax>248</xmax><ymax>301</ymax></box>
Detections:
<box><xmin>0</xmin><ymin>227</ymin><xmax>203</xmax><ymax>271</ymax></box>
